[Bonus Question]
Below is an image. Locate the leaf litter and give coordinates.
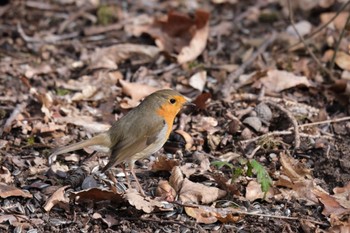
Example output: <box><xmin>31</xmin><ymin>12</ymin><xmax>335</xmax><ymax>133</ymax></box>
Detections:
<box><xmin>1</xmin><ymin>0</ymin><xmax>350</xmax><ymax>232</ymax></box>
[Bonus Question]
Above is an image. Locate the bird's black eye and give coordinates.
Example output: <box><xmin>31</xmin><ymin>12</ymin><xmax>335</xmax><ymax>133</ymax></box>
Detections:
<box><xmin>169</xmin><ymin>98</ymin><xmax>176</xmax><ymax>104</ymax></box>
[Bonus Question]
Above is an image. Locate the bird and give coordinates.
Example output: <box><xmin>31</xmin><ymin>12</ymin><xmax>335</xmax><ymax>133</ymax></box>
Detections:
<box><xmin>49</xmin><ymin>89</ymin><xmax>192</xmax><ymax>196</ymax></box>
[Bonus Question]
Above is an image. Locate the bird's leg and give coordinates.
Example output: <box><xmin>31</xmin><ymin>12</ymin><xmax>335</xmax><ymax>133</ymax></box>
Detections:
<box><xmin>121</xmin><ymin>163</ymin><xmax>131</xmax><ymax>188</ymax></box>
<box><xmin>129</xmin><ymin>162</ymin><xmax>146</xmax><ymax>197</ymax></box>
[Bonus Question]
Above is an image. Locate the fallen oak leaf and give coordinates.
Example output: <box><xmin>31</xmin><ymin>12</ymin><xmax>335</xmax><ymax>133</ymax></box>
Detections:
<box><xmin>43</xmin><ymin>185</ymin><xmax>70</xmax><ymax>212</ymax></box>
<box><xmin>169</xmin><ymin>166</ymin><xmax>227</xmax><ymax>203</ymax></box>
<box><xmin>137</xmin><ymin>10</ymin><xmax>210</xmax><ymax>64</ymax></box>
<box><xmin>155</xmin><ymin>180</ymin><xmax>176</xmax><ymax>202</ymax></box>
<box><xmin>89</xmin><ymin>43</ymin><xmax>160</xmax><ymax>70</ymax></box>
<box><xmin>256</xmin><ymin>69</ymin><xmax>311</xmax><ymax>93</ymax></box>
<box><xmin>151</xmin><ymin>155</ymin><xmax>180</xmax><ymax>172</ymax></box>
<box><xmin>0</xmin><ymin>182</ymin><xmax>32</xmax><ymax>198</ymax></box>
<box><xmin>313</xmin><ymin>189</ymin><xmax>350</xmax><ymax>217</ymax></box>
<box><xmin>124</xmin><ymin>189</ymin><xmax>165</xmax><ymax>213</ymax></box>
<box><xmin>119</xmin><ymin>80</ymin><xmax>161</xmax><ymax>108</ymax></box>
<box><xmin>70</xmin><ymin>187</ymin><xmax>124</xmax><ymax>203</ymax></box>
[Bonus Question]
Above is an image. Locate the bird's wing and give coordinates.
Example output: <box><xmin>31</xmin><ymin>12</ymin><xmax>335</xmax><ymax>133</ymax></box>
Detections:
<box><xmin>101</xmin><ymin>118</ymin><xmax>165</xmax><ymax>172</ymax></box>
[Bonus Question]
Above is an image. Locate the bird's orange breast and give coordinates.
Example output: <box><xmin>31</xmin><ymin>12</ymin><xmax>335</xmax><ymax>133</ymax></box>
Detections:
<box><xmin>156</xmin><ymin>104</ymin><xmax>179</xmax><ymax>139</ymax></box>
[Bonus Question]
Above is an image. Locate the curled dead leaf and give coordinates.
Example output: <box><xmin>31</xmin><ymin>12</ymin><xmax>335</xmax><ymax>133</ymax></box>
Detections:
<box><xmin>155</xmin><ymin>180</ymin><xmax>176</xmax><ymax>202</ymax></box>
<box><xmin>335</xmin><ymin>51</ymin><xmax>350</xmax><ymax>71</ymax></box>
<box><xmin>119</xmin><ymin>80</ymin><xmax>161</xmax><ymax>109</ymax></box>
<box><xmin>151</xmin><ymin>156</ymin><xmax>180</xmax><ymax>172</ymax></box>
<box><xmin>245</xmin><ymin>180</ymin><xmax>273</xmax><ymax>202</ymax></box>
<box><xmin>43</xmin><ymin>185</ymin><xmax>70</xmax><ymax>212</ymax></box>
<box><xmin>124</xmin><ymin>189</ymin><xmax>164</xmax><ymax>213</ymax></box>
<box><xmin>257</xmin><ymin>69</ymin><xmax>311</xmax><ymax>93</ymax></box>
<box><xmin>175</xmin><ymin>129</ymin><xmax>193</xmax><ymax>150</ymax></box>
<box><xmin>179</xmin><ymin>178</ymin><xmax>227</xmax><ymax>204</ymax></box>
<box><xmin>0</xmin><ymin>182</ymin><xmax>32</xmax><ymax>199</ymax></box>
<box><xmin>135</xmin><ymin>10</ymin><xmax>210</xmax><ymax>64</ymax></box>
<box><xmin>89</xmin><ymin>43</ymin><xmax>160</xmax><ymax>70</ymax></box>
<box><xmin>70</xmin><ymin>187</ymin><xmax>123</xmax><ymax>203</ymax></box>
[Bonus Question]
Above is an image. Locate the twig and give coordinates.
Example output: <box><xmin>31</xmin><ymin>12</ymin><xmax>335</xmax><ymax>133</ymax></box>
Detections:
<box><xmin>240</xmin><ymin>130</ymin><xmax>332</xmax><ymax>147</ymax></box>
<box><xmin>246</xmin><ymin>145</ymin><xmax>261</xmax><ymax>159</ymax></box>
<box><xmin>232</xmin><ymin>93</ymin><xmax>320</xmax><ymax>116</ymax></box>
<box><xmin>240</xmin><ymin>116</ymin><xmax>350</xmax><ymax>146</ymax></box>
<box><xmin>285</xmin><ymin>1</ymin><xmax>350</xmax><ymax>52</ymax></box>
<box><xmin>1</xmin><ymin>102</ymin><xmax>27</xmax><ymax>136</ymax></box>
<box><xmin>17</xmin><ymin>23</ymin><xmax>80</xmax><ymax>44</ymax></box>
<box><xmin>329</xmin><ymin>12</ymin><xmax>350</xmax><ymax>71</ymax></box>
<box><xmin>151</xmin><ymin>64</ymin><xmax>180</xmax><ymax>75</ymax></box>
<box><xmin>265</xmin><ymin>101</ymin><xmax>300</xmax><ymax>149</ymax></box>
<box><xmin>58</xmin><ymin>5</ymin><xmax>95</xmax><ymax>34</ymax></box>
<box><xmin>119</xmin><ymin>216</ymin><xmax>199</xmax><ymax>231</ymax></box>
<box><xmin>298</xmin><ymin>116</ymin><xmax>350</xmax><ymax>128</ymax></box>
<box><xmin>221</xmin><ymin>31</ymin><xmax>277</xmax><ymax>98</ymax></box>
<box><xmin>287</xmin><ymin>0</ymin><xmax>334</xmax><ymax>80</ymax></box>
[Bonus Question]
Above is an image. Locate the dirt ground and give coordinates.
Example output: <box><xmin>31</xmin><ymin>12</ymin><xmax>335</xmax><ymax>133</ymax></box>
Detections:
<box><xmin>1</xmin><ymin>0</ymin><xmax>350</xmax><ymax>232</ymax></box>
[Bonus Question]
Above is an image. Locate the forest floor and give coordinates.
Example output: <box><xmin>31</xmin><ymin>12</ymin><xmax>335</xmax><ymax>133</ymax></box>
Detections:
<box><xmin>1</xmin><ymin>0</ymin><xmax>350</xmax><ymax>232</ymax></box>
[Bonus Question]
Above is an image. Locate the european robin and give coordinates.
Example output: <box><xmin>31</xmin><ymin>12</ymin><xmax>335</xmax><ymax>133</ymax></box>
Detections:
<box><xmin>49</xmin><ymin>89</ymin><xmax>192</xmax><ymax>195</ymax></box>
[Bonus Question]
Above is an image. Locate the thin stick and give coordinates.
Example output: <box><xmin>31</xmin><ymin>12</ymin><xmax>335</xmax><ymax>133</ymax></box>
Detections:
<box><xmin>221</xmin><ymin>31</ymin><xmax>277</xmax><ymax>98</ymax></box>
<box><xmin>287</xmin><ymin>0</ymin><xmax>334</xmax><ymax>80</ymax></box>
<box><xmin>265</xmin><ymin>101</ymin><xmax>300</xmax><ymax>149</ymax></box>
<box><xmin>285</xmin><ymin>1</ymin><xmax>350</xmax><ymax>52</ymax></box>
<box><xmin>329</xmin><ymin>12</ymin><xmax>350</xmax><ymax>71</ymax></box>
<box><xmin>298</xmin><ymin>116</ymin><xmax>350</xmax><ymax>128</ymax></box>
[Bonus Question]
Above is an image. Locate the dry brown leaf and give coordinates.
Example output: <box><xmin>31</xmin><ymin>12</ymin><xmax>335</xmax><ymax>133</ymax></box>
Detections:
<box><xmin>175</xmin><ymin>130</ymin><xmax>194</xmax><ymax>150</ymax></box>
<box><xmin>155</xmin><ymin>180</ymin><xmax>176</xmax><ymax>202</ymax></box>
<box><xmin>24</xmin><ymin>63</ymin><xmax>53</xmax><ymax>78</ymax></box>
<box><xmin>70</xmin><ymin>187</ymin><xmax>124</xmax><ymax>203</ymax></box>
<box><xmin>313</xmin><ymin>189</ymin><xmax>349</xmax><ymax>217</ymax></box>
<box><xmin>136</xmin><ymin>10</ymin><xmax>210</xmax><ymax>64</ymax></box>
<box><xmin>89</xmin><ymin>43</ymin><xmax>160</xmax><ymax>70</ymax></box>
<box><xmin>0</xmin><ymin>166</ymin><xmax>14</xmax><ymax>184</ymax></box>
<box><xmin>180</xmin><ymin>153</ymin><xmax>210</xmax><ymax>177</ymax></box>
<box><xmin>192</xmin><ymin>92</ymin><xmax>212</xmax><ymax>110</ymax></box>
<box><xmin>151</xmin><ymin>155</ymin><xmax>180</xmax><ymax>172</ymax></box>
<box><xmin>275</xmin><ymin>153</ymin><xmax>324</xmax><ymax>205</ymax></box>
<box><xmin>32</xmin><ymin>122</ymin><xmax>66</xmax><ymax>134</ymax></box>
<box><xmin>0</xmin><ymin>214</ymin><xmax>31</xmax><ymax>229</ymax></box>
<box><xmin>124</xmin><ymin>189</ymin><xmax>164</xmax><ymax>213</ymax></box>
<box><xmin>328</xmin><ymin>215</ymin><xmax>350</xmax><ymax>233</ymax></box>
<box><xmin>189</xmin><ymin>71</ymin><xmax>207</xmax><ymax>92</ymax></box>
<box><xmin>335</xmin><ymin>51</ymin><xmax>350</xmax><ymax>71</ymax></box>
<box><xmin>279</xmin><ymin>152</ymin><xmax>311</xmax><ymax>181</ymax></box>
<box><xmin>179</xmin><ymin>178</ymin><xmax>227</xmax><ymax>204</ymax></box>
<box><xmin>177</xmin><ymin>11</ymin><xmax>210</xmax><ymax>64</ymax></box>
<box><xmin>333</xmin><ymin>183</ymin><xmax>350</xmax><ymax>209</ymax></box>
<box><xmin>169</xmin><ymin>166</ymin><xmax>184</xmax><ymax>193</ymax></box>
<box><xmin>56</xmin><ymin>116</ymin><xmax>110</xmax><ymax>134</ymax></box>
<box><xmin>0</xmin><ymin>182</ymin><xmax>32</xmax><ymax>198</ymax></box>
<box><xmin>211</xmin><ymin>173</ymin><xmax>241</xmax><ymax>195</ymax></box>
<box><xmin>245</xmin><ymin>180</ymin><xmax>274</xmax><ymax>202</ymax></box>
<box><xmin>320</xmin><ymin>12</ymin><xmax>349</xmax><ymax>31</ymax></box>
<box><xmin>43</xmin><ymin>185</ymin><xmax>70</xmax><ymax>212</ymax></box>
<box><xmin>119</xmin><ymin>79</ymin><xmax>161</xmax><ymax>108</ymax></box>
<box><xmin>185</xmin><ymin>206</ymin><xmax>218</xmax><ymax>224</ymax></box>
<box><xmin>258</xmin><ymin>69</ymin><xmax>311</xmax><ymax>93</ymax></box>
<box><xmin>185</xmin><ymin>205</ymin><xmax>242</xmax><ymax>224</ymax></box>
<box><xmin>193</xmin><ymin>116</ymin><xmax>219</xmax><ymax>134</ymax></box>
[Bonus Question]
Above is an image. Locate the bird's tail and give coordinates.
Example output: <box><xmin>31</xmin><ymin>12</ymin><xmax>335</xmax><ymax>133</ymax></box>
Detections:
<box><xmin>48</xmin><ymin>133</ymin><xmax>111</xmax><ymax>164</ymax></box>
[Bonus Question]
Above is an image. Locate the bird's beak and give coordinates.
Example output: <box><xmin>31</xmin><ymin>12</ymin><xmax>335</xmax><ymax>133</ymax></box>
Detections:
<box><xmin>184</xmin><ymin>101</ymin><xmax>196</xmax><ymax>107</ymax></box>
